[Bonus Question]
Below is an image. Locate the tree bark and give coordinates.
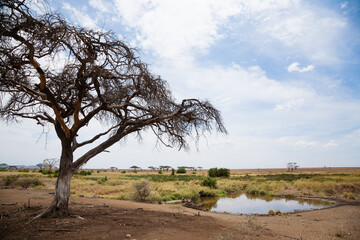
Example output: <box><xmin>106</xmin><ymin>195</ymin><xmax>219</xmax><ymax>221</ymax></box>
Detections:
<box><xmin>37</xmin><ymin>142</ymin><xmax>74</xmax><ymax>218</ymax></box>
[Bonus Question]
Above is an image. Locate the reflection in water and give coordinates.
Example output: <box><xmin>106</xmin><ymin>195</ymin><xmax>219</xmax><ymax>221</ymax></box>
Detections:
<box><xmin>201</xmin><ymin>193</ymin><xmax>331</xmax><ymax>214</ymax></box>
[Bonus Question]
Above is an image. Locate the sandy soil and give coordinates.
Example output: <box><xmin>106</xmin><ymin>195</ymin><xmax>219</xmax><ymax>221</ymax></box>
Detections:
<box><xmin>1</xmin><ymin>189</ymin><xmax>359</xmax><ymax>240</ymax></box>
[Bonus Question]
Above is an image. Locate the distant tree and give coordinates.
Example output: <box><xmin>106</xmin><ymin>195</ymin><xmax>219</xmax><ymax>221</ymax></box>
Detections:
<box><xmin>36</xmin><ymin>163</ymin><xmax>44</xmax><ymax>170</ymax></box>
<box><xmin>130</xmin><ymin>166</ymin><xmax>141</xmax><ymax>172</ymax></box>
<box><xmin>159</xmin><ymin>165</ymin><xmax>171</xmax><ymax>171</ymax></box>
<box><xmin>0</xmin><ymin>163</ymin><xmax>8</xmax><ymax>169</ymax></box>
<box><xmin>43</xmin><ymin>158</ymin><xmax>58</xmax><ymax>171</ymax></box>
<box><xmin>148</xmin><ymin>166</ymin><xmax>155</xmax><ymax>171</ymax></box>
<box><xmin>287</xmin><ymin>162</ymin><xmax>299</xmax><ymax>172</ymax></box>
<box><xmin>0</xmin><ymin>0</ymin><xmax>226</xmax><ymax>217</ymax></box>
<box><xmin>110</xmin><ymin>167</ymin><xmax>118</xmax><ymax>171</ymax></box>
<box><xmin>197</xmin><ymin>166</ymin><xmax>203</xmax><ymax>172</ymax></box>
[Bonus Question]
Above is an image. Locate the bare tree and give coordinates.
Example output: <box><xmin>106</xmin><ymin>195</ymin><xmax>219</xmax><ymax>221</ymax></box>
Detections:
<box><xmin>110</xmin><ymin>167</ymin><xmax>117</xmax><ymax>171</ymax></box>
<box><xmin>287</xmin><ymin>162</ymin><xmax>299</xmax><ymax>172</ymax></box>
<box><xmin>0</xmin><ymin>0</ymin><xmax>227</xmax><ymax>217</ymax></box>
<box><xmin>43</xmin><ymin>158</ymin><xmax>58</xmax><ymax>171</ymax></box>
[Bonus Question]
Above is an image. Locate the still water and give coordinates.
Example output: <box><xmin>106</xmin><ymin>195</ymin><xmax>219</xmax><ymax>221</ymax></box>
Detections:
<box><xmin>201</xmin><ymin>194</ymin><xmax>332</xmax><ymax>214</ymax></box>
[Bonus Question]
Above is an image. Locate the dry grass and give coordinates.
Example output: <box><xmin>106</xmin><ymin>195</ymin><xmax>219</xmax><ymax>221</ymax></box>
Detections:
<box><xmin>1</xmin><ymin>168</ymin><xmax>359</xmax><ymax>202</ymax></box>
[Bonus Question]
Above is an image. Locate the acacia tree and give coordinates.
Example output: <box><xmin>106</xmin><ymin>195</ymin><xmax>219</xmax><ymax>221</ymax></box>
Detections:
<box><xmin>43</xmin><ymin>158</ymin><xmax>59</xmax><ymax>171</ymax></box>
<box><xmin>0</xmin><ymin>0</ymin><xmax>227</xmax><ymax>217</ymax></box>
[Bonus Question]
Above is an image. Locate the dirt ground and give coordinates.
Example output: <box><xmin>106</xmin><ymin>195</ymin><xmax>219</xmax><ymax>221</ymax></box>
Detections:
<box><xmin>1</xmin><ymin>189</ymin><xmax>360</xmax><ymax>240</ymax></box>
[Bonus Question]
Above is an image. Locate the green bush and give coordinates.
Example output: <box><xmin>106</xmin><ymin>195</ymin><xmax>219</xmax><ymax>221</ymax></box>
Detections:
<box><xmin>79</xmin><ymin>170</ymin><xmax>92</xmax><ymax>176</ymax></box>
<box><xmin>158</xmin><ymin>170</ymin><xmax>163</xmax><ymax>174</ymax></box>
<box><xmin>208</xmin><ymin>168</ymin><xmax>230</xmax><ymax>177</ymax></box>
<box><xmin>18</xmin><ymin>169</ymin><xmax>29</xmax><ymax>173</ymax></box>
<box><xmin>121</xmin><ymin>170</ymin><xmax>126</xmax><ymax>173</ymax></box>
<box><xmin>201</xmin><ymin>177</ymin><xmax>217</xmax><ymax>189</ymax></box>
<box><xmin>176</xmin><ymin>168</ymin><xmax>186</xmax><ymax>174</ymax></box>
<box><xmin>171</xmin><ymin>168</ymin><xmax>175</xmax><ymax>175</ymax></box>
<box><xmin>39</xmin><ymin>169</ymin><xmax>53</xmax><ymax>175</ymax></box>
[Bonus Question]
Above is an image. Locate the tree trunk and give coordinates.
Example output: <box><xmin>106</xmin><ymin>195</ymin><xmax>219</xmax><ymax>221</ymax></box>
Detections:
<box><xmin>36</xmin><ymin>143</ymin><xmax>74</xmax><ymax>218</ymax></box>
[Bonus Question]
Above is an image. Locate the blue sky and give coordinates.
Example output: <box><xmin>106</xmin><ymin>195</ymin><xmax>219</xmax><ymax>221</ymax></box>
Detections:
<box><xmin>1</xmin><ymin>0</ymin><xmax>359</xmax><ymax>169</ymax></box>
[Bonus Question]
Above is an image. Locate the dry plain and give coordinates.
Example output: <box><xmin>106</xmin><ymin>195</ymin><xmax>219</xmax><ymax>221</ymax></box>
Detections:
<box><xmin>1</xmin><ymin>168</ymin><xmax>359</xmax><ymax>239</ymax></box>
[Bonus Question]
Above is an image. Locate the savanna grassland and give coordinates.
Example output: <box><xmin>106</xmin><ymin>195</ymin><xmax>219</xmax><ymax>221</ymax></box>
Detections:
<box><xmin>1</xmin><ymin>167</ymin><xmax>360</xmax><ymax>203</ymax></box>
<box><xmin>1</xmin><ymin>168</ymin><xmax>360</xmax><ymax>240</ymax></box>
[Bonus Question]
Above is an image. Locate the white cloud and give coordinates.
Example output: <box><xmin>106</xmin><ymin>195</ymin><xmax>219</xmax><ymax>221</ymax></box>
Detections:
<box><xmin>84</xmin><ymin>0</ymin><xmax>349</xmax><ymax>66</ymax></box>
<box><xmin>89</xmin><ymin>0</ymin><xmax>112</xmax><ymax>13</ymax></box>
<box><xmin>287</xmin><ymin>62</ymin><xmax>314</xmax><ymax>72</ymax></box>
<box><xmin>323</xmin><ymin>140</ymin><xmax>338</xmax><ymax>148</ymax></box>
<box><xmin>295</xmin><ymin>140</ymin><xmax>318</xmax><ymax>147</ymax></box>
<box><xmin>62</xmin><ymin>3</ymin><xmax>98</xmax><ymax>29</ymax></box>
<box><xmin>157</xmin><ymin>61</ymin><xmax>314</xmax><ymax>107</ymax></box>
<box><xmin>249</xmin><ymin>2</ymin><xmax>347</xmax><ymax>65</ymax></box>
<box><xmin>112</xmin><ymin>0</ymin><xmax>244</xmax><ymax>60</ymax></box>
<box><xmin>274</xmin><ymin>98</ymin><xmax>305</xmax><ymax>112</ymax></box>
<box><xmin>277</xmin><ymin>137</ymin><xmax>318</xmax><ymax>148</ymax></box>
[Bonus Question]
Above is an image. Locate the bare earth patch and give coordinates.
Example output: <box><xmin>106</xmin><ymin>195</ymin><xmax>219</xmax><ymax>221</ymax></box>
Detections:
<box><xmin>1</xmin><ymin>189</ymin><xmax>359</xmax><ymax>240</ymax></box>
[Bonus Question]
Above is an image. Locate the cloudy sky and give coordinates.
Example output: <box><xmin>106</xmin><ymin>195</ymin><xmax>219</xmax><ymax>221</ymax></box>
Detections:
<box><xmin>1</xmin><ymin>0</ymin><xmax>360</xmax><ymax>169</ymax></box>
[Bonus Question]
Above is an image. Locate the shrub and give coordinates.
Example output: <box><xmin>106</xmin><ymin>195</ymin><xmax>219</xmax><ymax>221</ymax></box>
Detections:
<box><xmin>3</xmin><ymin>175</ymin><xmax>43</xmax><ymax>189</ymax></box>
<box><xmin>176</xmin><ymin>168</ymin><xmax>186</xmax><ymax>174</ymax></box>
<box><xmin>208</xmin><ymin>168</ymin><xmax>230</xmax><ymax>177</ymax></box>
<box><xmin>158</xmin><ymin>170</ymin><xmax>163</xmax><ymax>174</ymax></box>
<box><xmin>342</xmin><ymin>191</ymin><xmax>356</xmax><ymax>200</ymax></box>
<box><xmin>121</xmin><ymin>170</ymin><xmax>126</xmax><ymax>173</ymax></box>
<box><xmin>17</xmin><ymin>178</ymin><xmax>43</xmax><ymax>189</ymax></box>
<box><xmin>18</xmin><ymin>169</ymin><xmax>29</xmax><ymax>173</ymax></box>
<box><xmin>268</xmin><ymin>209</ymin><xmax>275</xmax><ymax>215</ymax></box>
<box><xmin>171</xmin><ymin>168</ymin><xmax>175</xmax><ymax>175</ymax></box>
<box><xmin>201</xmin><ymin>177</ymin><xmax>217</xmax><ymax>189</ymax></box>
<box><xmin>79</xmin><ymin>170</ymin><xmax>92</xmax><ymax>176</ymax></box>
<box><xmin>132</xmin><ymin>179</ymin><xmax>151</xmax><ymax>201</ymax></box>
<box><xmin>185</xmin><ymin>192</ymin><xmax>200</xmax><ymax>202</ymax></box>
<box><xmin>4</xmin><ymin>175</ymin><xmax>18</xmax><ymax>186</ymax></box>
<box><xmin>39</xmin><ymin>169</ymin><xmax>53</xmax><ymax>175</ymax></box>
<box><xmin>199</xmin><ymin>189</ymin><xmax>216</xmax><ymax>197</ymax></box>
<box><xmin>245</xmin><ymin>185</ymin><xmax>270</xmax><ymax>195</ymax></box>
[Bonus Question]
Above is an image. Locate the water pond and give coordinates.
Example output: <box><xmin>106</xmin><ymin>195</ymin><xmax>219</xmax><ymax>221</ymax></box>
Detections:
<box><xmin>200</xmin><ymin>194</ymin><xmax>333</xmax><ymax>215</ymax></box>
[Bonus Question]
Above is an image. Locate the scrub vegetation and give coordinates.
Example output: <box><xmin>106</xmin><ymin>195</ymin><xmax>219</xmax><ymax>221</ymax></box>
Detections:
<box><xmin>0</xmin><ymin>168</ymin><xmax>359</xmax><ymax>203</ymax></box>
